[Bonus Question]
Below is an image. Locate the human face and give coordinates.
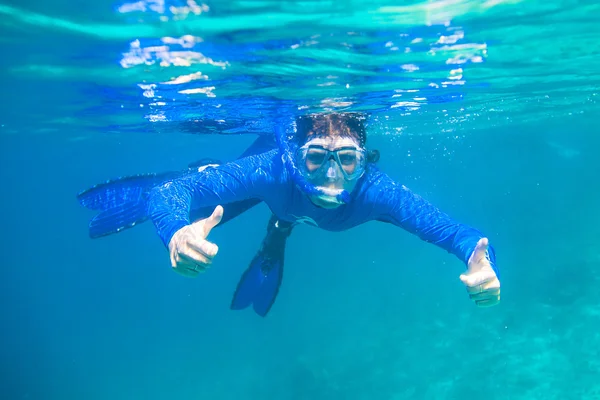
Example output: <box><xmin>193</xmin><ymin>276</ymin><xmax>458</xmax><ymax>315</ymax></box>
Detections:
<box><xmin>296</xmin><ymin>136</ymin><xmax>366</xmax><ymax>208</ymax></box>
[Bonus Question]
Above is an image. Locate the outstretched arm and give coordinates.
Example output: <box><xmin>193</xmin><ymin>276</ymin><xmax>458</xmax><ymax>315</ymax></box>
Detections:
<box><xmin>366</xmin><ymin>171</ymin><xmax>500</xmax><ymax>306</ymax></box>
<box><xmin>368</xmin><ymin>173</ymin><xmax>496</xmax><ymax>272</ymax></box>
<box><xmin>147</xmin><ymin>150</ymin><xmax>281</xmax><ymax>248</ymax></box>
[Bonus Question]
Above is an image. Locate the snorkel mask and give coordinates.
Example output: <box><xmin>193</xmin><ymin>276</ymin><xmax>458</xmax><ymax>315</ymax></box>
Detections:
<box><xmin>295</xmin><ymin>142</ymin><xmax>367</xmax><ymax>180</ymax></box>
<box><xmin>275</xmin><ymin>112</ymin><xmax>372</xmax><ymax>204</ymax></box>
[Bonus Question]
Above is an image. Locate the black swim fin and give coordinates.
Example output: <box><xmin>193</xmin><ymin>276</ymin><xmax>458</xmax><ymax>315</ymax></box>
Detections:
<box><xmin>88</xmin><ymin>200</ymin><xmax>148</xmax><ymax>238</ymax></box>
<box><xmin>77</xmin><ymin>157</ymin><xmax>224</xmax><ymax>212</ymax></box>
<box><xmin>76</xmin><ymin>172</ymin><xmax>180</xmax><ymax>211</ymax></box>
<box><xmin>231</xmin><ymin>216</ymin><xmax>294</xmax><ymax>317</ymax></box>
<box><xmin>77</xmin><ymin>171</ymin><xmax>183</xmax><ymax>239</ymax></box>
<box><xmin>77</xmin><ymin>159</ymin><xmax>224</xmax><ymax>239</ymax></box>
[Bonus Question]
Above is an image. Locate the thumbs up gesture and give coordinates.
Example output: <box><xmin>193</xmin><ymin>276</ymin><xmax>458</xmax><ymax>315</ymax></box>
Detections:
<box><xmin>167</xmin><ymin>205</ymin><xmax>224</xmax><ymax>277</ymax></box>
<box><xmin>459</xmin><ymin>238</ymin><xmax>501</xmax><ymax>307</ymax></box>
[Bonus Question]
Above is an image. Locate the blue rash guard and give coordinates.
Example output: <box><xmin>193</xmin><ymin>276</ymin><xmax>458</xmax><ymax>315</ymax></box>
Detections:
<box><xmin>148</xmin><ymin>148</ymin><xmax>498</xmax><ymax>274</ymax></box>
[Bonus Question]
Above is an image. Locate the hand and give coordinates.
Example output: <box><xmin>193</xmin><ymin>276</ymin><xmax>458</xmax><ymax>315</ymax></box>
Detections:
<box><xmin>167</xmin><ymin>205</ymin><xmax>223</xmax><ymax>277</ymax></box>
<box><xmin>459</xmin><ymin>237</ymin><xmax>500</xmax><ymax>307</ymax></box>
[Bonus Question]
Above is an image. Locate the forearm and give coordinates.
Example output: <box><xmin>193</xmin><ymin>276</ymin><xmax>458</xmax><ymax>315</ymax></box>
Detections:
<box><xmin>377</xmin><ymin>182</ymin><xmax>497</xmax><ymax>273</ymax></box>
<box><xmin>147</xmin><ymin>150</ymin><xmax>279</xmax><ymax>247</ymax></box>
<box><xmin>148</xmin><ymin>180</ymin><xmax>195</xmax><ymax>247</ymax></box>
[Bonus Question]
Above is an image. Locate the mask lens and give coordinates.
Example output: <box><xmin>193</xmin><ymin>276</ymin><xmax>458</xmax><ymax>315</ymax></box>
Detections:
<box><xmin>336</xmin><ymin>150</ymin><xmax>358</xmax><ymax>174</ymax></box>
<box><xmin>305</xmin><ymin>148</ymin><xmax>328</xmax><ymax>171</ymax></box>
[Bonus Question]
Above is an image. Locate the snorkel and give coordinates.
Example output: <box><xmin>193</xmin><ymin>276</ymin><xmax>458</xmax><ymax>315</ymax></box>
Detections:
<box><xmin>275</xmin><ymin>123</ymin><xmax>352</xmax><ymax>204</ymax></box>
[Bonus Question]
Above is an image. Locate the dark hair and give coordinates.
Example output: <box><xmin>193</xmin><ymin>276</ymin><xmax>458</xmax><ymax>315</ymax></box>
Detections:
<box><xmin>294</xmin><ymin>112</ymin><xmax>379</xmax><ymax>163</ymax></box>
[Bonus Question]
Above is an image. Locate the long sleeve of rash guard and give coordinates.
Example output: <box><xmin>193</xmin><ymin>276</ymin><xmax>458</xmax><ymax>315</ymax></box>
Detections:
<box><xmin>147</xmin><ymin>150</ymin><xmax>281</xmax><ymax>247</ymax></box>
<box><xmin>367</xmin><ymin>172</ymin><xmax>498</xmax><ymax>276</ymax></box>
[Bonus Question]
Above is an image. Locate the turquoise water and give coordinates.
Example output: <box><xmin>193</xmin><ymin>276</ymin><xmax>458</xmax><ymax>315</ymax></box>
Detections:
<box><xmin>1</xmin><ymin>0</ymin><xmax>599</xmax><ymax>399</ymax></box>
